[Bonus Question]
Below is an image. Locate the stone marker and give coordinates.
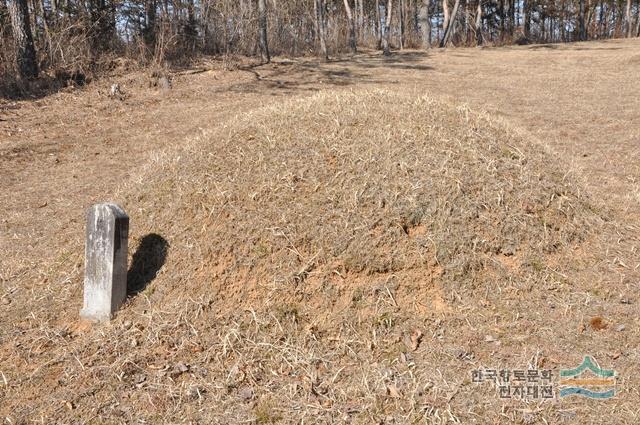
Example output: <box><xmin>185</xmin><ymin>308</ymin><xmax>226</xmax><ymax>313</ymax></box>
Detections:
<box><xmin>80</xmin><ymin>203</ymin><xmax>129</xmax><ymax>322</ymax></box>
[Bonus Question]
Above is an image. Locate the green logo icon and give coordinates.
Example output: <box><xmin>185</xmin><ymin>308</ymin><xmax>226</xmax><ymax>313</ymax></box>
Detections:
<box><xmin>559</xmin><ymin>356</ymin><xmax>616</xmax><ymax>399</ymax></box>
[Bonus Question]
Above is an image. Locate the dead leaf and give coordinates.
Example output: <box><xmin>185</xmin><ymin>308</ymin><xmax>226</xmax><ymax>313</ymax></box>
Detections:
<box><xmin>386</xmin><ymin>384</ymin><xmax>401</xmax><ymax>398</ymax></box>
<box><xmin>590</xmin><ymin>316</ymin><xmax>607</xmax><ymax>331</ymax></box>
<box><xmin>537</xmin><ymin>356</ymin><xmax>547</xmax><ymax>368</ymax></box>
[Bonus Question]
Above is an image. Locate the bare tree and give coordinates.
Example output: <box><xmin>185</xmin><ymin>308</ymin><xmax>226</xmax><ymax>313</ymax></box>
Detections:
<box><xmin>89</xmin><ymin>0</ymin><xmax>116</xmax><ymax>51</ymax></box>
<box><xmin>475</xmin><ymin>0</ymin><xmax>483</xmax><ymax>45</ymax></box>
<box><xmin>143</xmin><ymin>0</ymin><xmax>157</xmax><ymax>47</ymax></box>
<box><xmin>382</xmin><ymin>0</ymin><xmax>393</xmax><ymax>55</ymax></box>
<box><xmin>376</xmin><ymin>0</ymin><xmax>383</xmax><ymax>49</ymax></box>
<box><xmin>7</xmin><ymin>0</ymin><xmax>38</xmax><ymax>79</ymax></box>
<box><xmin>442</xmin><ymin>0</ymin><xmax>450</xmax><ymax>40</ymax></box>
<box><xmin>578</xmin><ymin>0</ymin><xmax>587</xmax><ymax>40</ymax></box>
<box><xmin>315</xmin><ymin>0</ymin><xmax>328</xmax><ymax>60</ymax></box>
<box><xmin>343</xmin><ymin>0</ymin><xmax>357</xmax><ymax>53</ymax></box>
<box><xmin>523</xmin><ymin>0</ymin><xmax>530</xmax><ymax>38</ymax></box>
<box><xmin>625</xmin><ymin>0</ymin><xmax>633</xmax><ymax>37</ymax></box>
<box><xmin>399</xmin><ymin>0</ymin><xmax>405</xmax><ymax>49</ymax></box>
<box><xmin>418</xmin><ymin>0</ymin><xmax>431</xmax><ymax>48</ymax></box>
<box><xmin>258</xmin><ymin>0</ymin><xmax>270</xmax><ymax>63</ymax></box>
<box><xmin>440</xmin><ymin>0</ymin><xmax>461</xmax><ymax>46</ymax></box>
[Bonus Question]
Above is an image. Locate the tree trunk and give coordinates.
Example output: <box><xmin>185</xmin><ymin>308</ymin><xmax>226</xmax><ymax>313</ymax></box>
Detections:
<box><xmin>90</xmin><ymin>0</ymin><xmax>115</xmax><ymax>51</ymax></box>
<box><xmin>503</xmin><ymin>0</ymin><xmax>510</xmax><ymax>36</ymax></box>
<box><xmin>615</xmin><ymin>0</ymin><xmax>623</xmax><ymax>36</ymax></box>
<box><xmin>510</xmin><ymin>0</ymin><xmax>516</xmax><ymax>35</ymax></box>
<box><xmin>418</xmin><ymin>0</ymin><xmax>431</xmax><ymax>48</ymax></box>
<box><xmin>578</xmin><ymin>0</ymin><xmax>587</xmax><ymax>40</ymax></box>
<box><xmin>399</xmin><ymin>0</ymin><xmax>405</xmax><ymax>49</ymax></box>
<box><xmin>611</xmin><ymin>0</ymin><xmax>618</xmax><ymax>37</ymax></box>
<box><xmin>144</xmin><ymin>0</ymin><xmax>156</xmax><ymax>48</ymax></box>
<box><xmin>561</xmin><ymin>0</ymin><xmax>566</xmax><ymax>41</ymax></box>
<box><xmin>37</xmin><ymin>0</ymin><xmax>53</xmax><ymax>58</ymax></box>
<box><xmin>440</xmin><ymin>0</ymin><xmax>460</xmax><ymax>46</ymax></box>
<box><xmin>442</xmin><ymin>0</ymin><xmax>450</xmax><ymax>39</ymax></box>
<box><xmin>475</xmin><ymin>0</ymin><xmax>482</xmax><ymax>45</ymax></box>
<box><xmin>343</xmin><ymin>0</ymin><xmax>357</xmax><ymax>53</ymax></box>
<box><xmin>8</xmin><ymin>0</ymin><xmax>38</xmax><ymax>79</ymax></box>
<box><xmin>436</xmin><ymin>0</ymin><xmax>441</xmax><ymax>41</ymax></box>
<box><xmin>523</xmin><ymin>0</ymin><xmax>530</xmax><ymax>38</ymax></box>
<box><xmin>599</xmin><ymin>0</ymin><xmax>605</xmax><ymax>38</ymax></box>
<box><xmin>625</xmin><ymin>0</ymin><xmax>632</xmax><ymax>37</ymax></box>
<box><xmin>315</xmin><ymin>0</ymin><xmax>328</xmax><ymax>60</ymax></box>
<box><xmin>258</xmin><ymin>0</ymin><xmax>270</xmax><ymax>63</ymax></box>
<box><xmin>498</xmin><ymin>0</ymin><xmax>505</xmax><ymax>35</ymax></box>
<box><xmin>382</xmin><ymin>0</ymin><xmax>393</xmax><ymax>55</ymax></box>
<box><xmin>586</xmin><ymin>0</ymin><xmax>595</xmax><ymax>38</ymax></box>
<box><xmin>463</xmin><ymin>0</ymin><xmax>470</xmax><ymax>44</ymax></box>
<box><xmin>376</xmin><ymin>0</ymin><xmax>383</xmax><ymax>49</ymax></box>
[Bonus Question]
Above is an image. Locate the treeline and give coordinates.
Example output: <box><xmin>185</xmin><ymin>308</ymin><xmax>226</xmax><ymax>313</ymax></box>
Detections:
<box><xmin>2</xmin><ymin>0</ymin><xmax>639</xmax><ymax>83</ymax></box>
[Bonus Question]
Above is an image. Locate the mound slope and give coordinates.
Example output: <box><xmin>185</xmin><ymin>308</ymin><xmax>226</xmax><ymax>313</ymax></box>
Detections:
<box><xmin>3</xmin><ymin>90</ymin><xmax>610</xmax><ymax>423</ymax></box>
<box><xmin>132</xmin><ymin>89</ymin><xmax>597</xmax><ymax>310</ymax></box>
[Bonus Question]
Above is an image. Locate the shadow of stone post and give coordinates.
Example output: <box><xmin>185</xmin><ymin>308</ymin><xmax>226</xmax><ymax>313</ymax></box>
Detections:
<box><xmin>127</xmin><ymin>233</ymin><xmax>169</xmax><ymax>296</ymax></box>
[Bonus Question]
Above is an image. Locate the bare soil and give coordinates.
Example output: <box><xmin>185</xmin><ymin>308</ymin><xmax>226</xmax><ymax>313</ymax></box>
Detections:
<box><xmin>1</xmin><ymin>39</ymin><xmax>639</xmax><ymax>423</ymax></box>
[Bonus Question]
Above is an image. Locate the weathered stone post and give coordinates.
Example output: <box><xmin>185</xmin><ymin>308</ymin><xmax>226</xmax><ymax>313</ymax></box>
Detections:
<box><xmin>80</xmin><ymin>203</ymin><xmax>129</xmax><ymax>322</ymax></box>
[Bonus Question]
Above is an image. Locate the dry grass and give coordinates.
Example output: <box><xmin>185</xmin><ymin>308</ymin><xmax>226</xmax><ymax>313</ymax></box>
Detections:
<box><xmin>2</xmin><ymin>40</ymin><xmax>640</xmax><ymax>423</ymax></box>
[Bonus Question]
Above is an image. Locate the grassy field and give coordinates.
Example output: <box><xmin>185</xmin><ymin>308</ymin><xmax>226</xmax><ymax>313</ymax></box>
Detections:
<box><xmin>1</xmin><ymin>39</ymin><xmax>640</xmax><ymax>423</ymax></box>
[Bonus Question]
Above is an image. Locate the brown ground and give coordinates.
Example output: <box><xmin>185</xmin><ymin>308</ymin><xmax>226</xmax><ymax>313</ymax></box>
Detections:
<box><xmin>1</xmin><ymin>39</ymin><xmax>640</xmax><ymax>423</ymax></box>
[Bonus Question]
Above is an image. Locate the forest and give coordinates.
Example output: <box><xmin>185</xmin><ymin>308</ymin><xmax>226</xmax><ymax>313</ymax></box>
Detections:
<box><xmin>2</xmin><ymin>0</ymin><xmax>639</xmax><ymax>88</ymax></box>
